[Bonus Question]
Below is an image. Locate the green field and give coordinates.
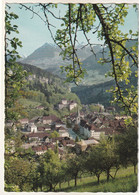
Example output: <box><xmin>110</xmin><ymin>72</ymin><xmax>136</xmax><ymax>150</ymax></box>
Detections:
<box><xmin>18</xmin><ymin>98</ymin><xmax>41</xmax><ymax>108</ymax></box>
<box><xmin>54</xmin><ymin>166</ymin><xmax>137</xmax><ymax>192</ymax></box>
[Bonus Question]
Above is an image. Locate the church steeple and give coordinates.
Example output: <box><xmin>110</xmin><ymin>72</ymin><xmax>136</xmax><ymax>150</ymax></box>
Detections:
<box><xmin>76</xmin><ymin>108</ymin><xmax>80</xmax><ymax>125</ymax></box>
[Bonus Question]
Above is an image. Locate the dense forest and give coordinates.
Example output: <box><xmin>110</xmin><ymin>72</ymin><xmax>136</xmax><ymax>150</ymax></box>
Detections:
<box><xmin>72</xmin><ymin>72</ymin><xmax>138</xmax><ymax>106</ymax></box>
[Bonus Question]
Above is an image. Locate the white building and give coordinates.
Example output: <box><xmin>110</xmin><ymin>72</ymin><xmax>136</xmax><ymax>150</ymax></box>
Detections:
<box><xmin>27</xmin><ymin>124</ymin><xmax>37</xmax><ymax>133</ymax></box>
<box><xmin>69</xmin><ymin>102</ymin><xmax>77</xmax><ymax>111</ymax></box>
<box><xmin>57</xmin><ymin>126</ymin><xmax>69</xmax><ymax>137</ymax></box>
<box><xmin>90</xmin><ymin>130</ymin><xmax>105</xmax><ymax>140</ymax></box>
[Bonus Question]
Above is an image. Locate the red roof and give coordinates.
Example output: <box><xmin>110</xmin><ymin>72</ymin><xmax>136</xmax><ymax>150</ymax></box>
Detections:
<box><xmin>43</xmin><ymin>115</ymin><xmax>60</xmax><ymax>122</ymax></box>
<box><xmin>61</xmin><ymin>139</ymin><xmax>75</xmax><ymax>146</ymax></box>
<box><xmin>52</xmin><ymin>137</ymin><xmax>64</xmax><ymax>142</ymax></box>
<box><xmin>32</xmin><ymin>145</ymin><xmax>47</xmax><ymax>152</ymax></box>
<box><xmin>27</xmin><ymin>132</ymin><xmax>50</xmax><ymax>138</ymax></box>
<box><xmin>90</xmin><ymin>124</ymin><xmax>97</xmax><ymax>130</ymax></box>
<box><xmin>37</xmin><ymin>126</ymin><xmax>45</xmax><ymax>131</ymax></box>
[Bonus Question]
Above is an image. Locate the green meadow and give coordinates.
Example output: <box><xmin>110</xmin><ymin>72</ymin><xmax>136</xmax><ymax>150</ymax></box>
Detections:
<box><xmin>54</xmin><ymin>166</ymin><xmax>137</xmax><ymax>192</ymax></box>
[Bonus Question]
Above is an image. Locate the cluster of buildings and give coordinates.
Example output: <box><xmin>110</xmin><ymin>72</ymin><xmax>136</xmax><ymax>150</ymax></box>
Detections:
<box><xmin>28</xmin><ymin>74</ymin><xmax>49</xmax><ymax>84</ymax></box>
<box><xmin>6</xmin><ymin>102</ymin><xmax>127</xmax><ymax>157</ymax></box>
<box><xmin>56</xmin><ymin>99</ymin><xmax>77</xmax><ymax>111</ymax></box>
<box><xmin>69</xmin><ymin>110</ymin><xmax>126</xmax><ymax>140</ymax></box>
<box><xmin>19</xmin><ymin>115</ymin><xmax>69</xmax><ymax>137</ymax></box>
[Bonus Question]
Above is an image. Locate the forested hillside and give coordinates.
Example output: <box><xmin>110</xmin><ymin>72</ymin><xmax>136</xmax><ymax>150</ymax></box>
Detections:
<box><xmin>18</xmin><ymin>63</ymin><xmax>81</xmax><ymax>119</ymax></box>
<box><xmin>72</xmin><ymin>72</ymin><xmax>137</xmax><ymax>107</ymax></box>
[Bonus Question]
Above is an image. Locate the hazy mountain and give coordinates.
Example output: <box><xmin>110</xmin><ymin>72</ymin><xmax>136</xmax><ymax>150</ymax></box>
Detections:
<box><xmin>21</xmin><ymin>39</ymin><xmax>137</xmax><ymax>86</ymax></box>
<box><xmin>21</xmin><ymin>42</ymin><xmax>110</xmax><ymax>84</ymax></box>
<box><xmin>72</xmin><ymin>39</ymin><xmax>138</xmax><ymax>105</ymax></box>
<box><xmin>21</xmin><ymin>42</ymin><xmax>94</xmax><ymax>72</ymax></box>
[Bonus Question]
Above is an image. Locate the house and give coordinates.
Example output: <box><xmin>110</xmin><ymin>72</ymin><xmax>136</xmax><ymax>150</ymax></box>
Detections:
<box><xmin>22</xmin><ymin>142</ymin><xmax>38</xmax><ymax>149</ymax></box>
<box><xmin>90</xmin><ymin>128</ymin><xmax>105</xmax><ymax>140</ymax></box>
<box><xmin>44</xmin><ymin>137</ymin><xmax>50</xmax><ymax>143</ymax></box>
<box><xmin>29</xmin><ymin>120</ymin><xmax>35</xmax><ymax>125</ymax></box>
<box><xmin>42</xmin><ymin>116</ymin><xmax>52</xmax><ymax>125</ymax></box>
<box><xmin>45</xmin><ymin>124</ymin><xmax>51</xmax><ymax>131</ymax></box>
<box><xmin>56</xmin><ymin>126</ymin><xmax>69</xmax><ymax>137</ymax></box>
<box><xmin>91</xmin><ymin>117</ymin><xmax>102</xmax><ymax>125</ymax></box>
<box><xmin>55</xmin><ymin>120</ymin><xmax>66</xmax><ymax>128</ymax></box>
<box><xmin>75</xmin><ymin>140</ymin><xmax>87</xmax><ymax>154</ymax></box>
<box><xmin>37</xmin><ymin>126</ymin><xmax>46</xmax><ymax>132</ymax></box>
<box><xmin>58</xmin><ymin>99</ymin><xmax>68</xmax><ymax>109</ymax></box>
<box><xmin>58</xmin><ymin>103</ymin><xmax>66</xmax><ymax>110</ymax></box>
<box><xmin>27</xmin><ymin>124</ymin><xmax>37</xmax><ymax>133</ymax></box>
<box><xmin>39</xmin><ymin>77</ymin><xmax>49</xmax><ymax>84</ymax></box>
<box><xmin>60</xmin><ymin>139</ymin><xmax>75</xmax><ymax>147</ymax></box>
<box><xmin>42</xmin><ymin>115</ymin><xmax>60</xmax><ymax>125</ymax></box>
<box><xmin>30</xmin><ymin>116</ymin><xmax>41</xmax><ymax>124</ymax></box>
<box><xmin>61</xmin><ymin>99</ymin><xmax>68</xmax><ymax>104</ymax></box>
<box><xmin>51</xmin><ymin>137</ymin><xmax>64</xmax><ymax>144</ymax></box>
<box><xmin>69</xmin><ymin>101</ymin><xmax>77</xmax><ymax>111</ymax></box>
<box><xmin>76</xmin><ymin>139</ymin><xmax>99</xmax><ymax>154</ymax></box>
<box><xmin>27</xmin><ymin>132</ymin><xmax>50</xmax><ymax>142</ymax></box>
<box><xmin>19</xmin><ymin>118</ymin><xmax>29</xmax><ymax>127</ymax></box>
<box><xmin>32</xmin><ymin>145</ymin><xmax>48</xmax><ymax>155</ymax></box>
<box><xmin>57</xmin><ymin>99</ymin><xmax>77</xmax><ymax>111</ymax></box>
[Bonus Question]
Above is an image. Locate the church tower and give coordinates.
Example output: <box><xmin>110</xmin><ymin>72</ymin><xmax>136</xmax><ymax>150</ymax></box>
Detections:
<box><xmin>76</xmin><ymin>108</ymin><xmax>80</xmax><ymax>125</ymax></box>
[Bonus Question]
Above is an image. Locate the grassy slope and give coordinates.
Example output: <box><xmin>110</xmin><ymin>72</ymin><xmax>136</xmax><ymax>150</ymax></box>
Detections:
<box><xmin>55</xmin><ymin>166</ymin><xmax>137</xmax><ymax>192</ymax></box>
<box><xmin>18</xmin><ymin>98</ymin><xmax>41</xmax><ymax>108</ymax></box>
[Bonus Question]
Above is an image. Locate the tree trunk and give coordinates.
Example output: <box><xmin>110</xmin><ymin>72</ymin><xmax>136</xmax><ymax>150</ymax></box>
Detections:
<box><xmin>49</xmin><ymin>183</ymin><xmax>53</xmax><ymax>191</ymax></box>
<box><xmin>40</xmin><ymin>184</ymin><xmax>43</xmax><ymax>191</ymax></box>
<box><xmin>134</xmin><ymin>165</ymin><xmax>136</xmax><ymax>174</ymax></box>
<box><xmin>74</xmin><ymin>175</ymin><xmax>77</xmax><ymax>187</ymax></box>
<box><xmin>106</xmin><ymin>169</ymin><xmax>110</xmax><ymax>182</ymax></box>
<box><xmin>97</xmin><ymin>174</ymin><xmax>100</xmax><ymax>184</ymax></box>
<box><xmin>113</xmin><ymin>167</ymin><xmax>119</xmax><ymax>179</ymax></box>
<box><xmin>59</xmin><ymin>182</ymin><xmax>61</xmax><ymax>190</ymax></box>
<box><xmin>68</xmin><ymin>180</ymin><xmax>70</xmax><ymax>187</ymax></box>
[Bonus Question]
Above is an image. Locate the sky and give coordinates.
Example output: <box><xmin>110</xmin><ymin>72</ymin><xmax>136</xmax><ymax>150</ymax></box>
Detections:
<box><xmin>6</xmin><ymin>3</ymin><xmax>138</xmax><ymax>57</ymax></box>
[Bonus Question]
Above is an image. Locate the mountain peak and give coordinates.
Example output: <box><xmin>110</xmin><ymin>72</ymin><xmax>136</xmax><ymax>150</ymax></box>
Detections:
<box><xmin>42</xmin><ymin>42</ymin><xmax>56</xmax><ymax>48</ymax></box>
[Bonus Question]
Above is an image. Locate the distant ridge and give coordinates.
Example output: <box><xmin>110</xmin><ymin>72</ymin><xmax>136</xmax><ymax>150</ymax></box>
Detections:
<box><xmin>21</xmin><ymin>39</ymin><xmax>137</xmax><ymax>85</ymax></box>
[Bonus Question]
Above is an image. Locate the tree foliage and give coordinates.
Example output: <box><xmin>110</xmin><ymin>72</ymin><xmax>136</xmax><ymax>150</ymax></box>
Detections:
<box><xmin>98</xmin><ymin>136</ymin><xmax>120</xmax><ymax>182</ymax></box>
<box><xmin>5</xmin><ymin>6</ymin><xmax>28</xmax><ymax>121</ymax></box>
<box><xmin>5</xmin><ymin>157</ymin><xmax>37</xmax><ymax>191</ymax></box>
<box><xmin>65</xmin><ymin>154</ymin><xmax>84</xmax><ymax>187</ymax></box>
<box><xmin>115</xmin><ymin>125</ymin><xmax>137</xmax><ymax>174</ymax></box>
<box><xmin>20</xmin><ymin>3</ymin><xmax>138</xmax><ymax>118</ymax></box>
<box><xmin>37</xmin><ymin>150</ymin><xmax>63</xmax><ymax>191</ymax></box>
<box><xmin>85</xmin><ymin>146</ymin><xmax>104</xmax><ymax>184</ymax></box>
<box><xmin>4</xmin><ymin>3</ymin><xmax>138</xmax><ymax>192</ymax></box>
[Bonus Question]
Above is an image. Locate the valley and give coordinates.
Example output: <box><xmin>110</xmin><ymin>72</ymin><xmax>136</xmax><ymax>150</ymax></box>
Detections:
<box><xmin>5</xmin><ymin>40</ymin><xmax>138</xmax><ymax>193</ymax></box>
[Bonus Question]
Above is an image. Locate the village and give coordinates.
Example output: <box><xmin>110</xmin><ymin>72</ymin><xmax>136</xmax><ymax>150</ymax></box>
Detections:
<box><xmin>5</xmin><ymin>98</ymin><xmax>128</xmax><ymax>158</ymax></box>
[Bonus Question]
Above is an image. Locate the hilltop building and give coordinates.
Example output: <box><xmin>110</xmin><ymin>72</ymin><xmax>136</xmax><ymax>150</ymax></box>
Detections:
<box><xmin>57</xmin><ymin>99</ymin><xmax>77</xmax><ymax>111</ymax></box>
